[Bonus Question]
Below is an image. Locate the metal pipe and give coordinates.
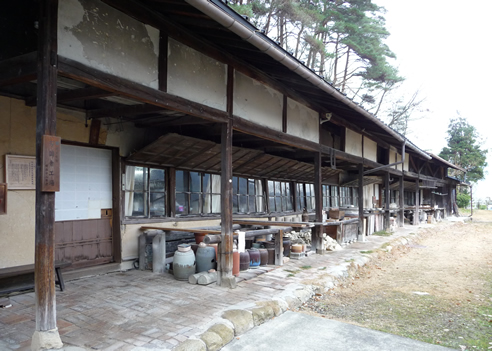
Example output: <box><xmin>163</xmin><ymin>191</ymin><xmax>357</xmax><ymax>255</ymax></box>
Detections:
<box><xmin>186</xmin><ymin>0</ymin><xmax>432</xmax><ymax>161</ymax></box>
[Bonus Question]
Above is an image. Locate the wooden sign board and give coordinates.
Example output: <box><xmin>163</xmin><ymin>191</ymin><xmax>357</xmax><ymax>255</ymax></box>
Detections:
<box><xmin>41</xmin><ymin>135</ymin><xmax>61</xmax><ymax>192</ymax></box>
<box><xmin>0</xmin><ymin>183</ymin><xmax>6</xmax><ymax>215</ymax></box>
<box><xmin>5</xmin><ymin>155</ymin><xmax>36</xmax><ymax>190</ymax></box>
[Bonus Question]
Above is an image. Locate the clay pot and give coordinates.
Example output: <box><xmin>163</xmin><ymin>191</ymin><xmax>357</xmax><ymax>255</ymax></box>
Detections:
<box><xmin>259</xmin><ymin>249</ymin><xmax>268</xmax><ymax>266</ymax></box>
<box><xmin>239</xmin><ymin>251</ymin><xmax>250</xmax><ymax>271</ymax></box>
<box><xmin>248</xmin><ymin>248</ymin><xmax>260</xmax><ymax>268</ymax></box>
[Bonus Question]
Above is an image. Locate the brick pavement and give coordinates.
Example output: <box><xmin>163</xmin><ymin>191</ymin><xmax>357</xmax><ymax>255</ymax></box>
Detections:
<box><xmin>0</xmin><ymin>224</ymin><xmax>425</xmax><ymax>351</ymax></box>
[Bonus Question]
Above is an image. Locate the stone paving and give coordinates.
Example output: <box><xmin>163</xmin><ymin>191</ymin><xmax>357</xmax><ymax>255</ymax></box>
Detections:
<box><xmin>0</xmin><ymin>224</ymin><xmax>431</xmax><ymax>351</ymax></box>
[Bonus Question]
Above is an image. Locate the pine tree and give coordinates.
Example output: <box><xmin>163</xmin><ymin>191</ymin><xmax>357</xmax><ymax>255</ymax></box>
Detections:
<box><xmin>439</xmin><ymin>115</ymin><xmax>488</xmax><ymax>183</ymax></box>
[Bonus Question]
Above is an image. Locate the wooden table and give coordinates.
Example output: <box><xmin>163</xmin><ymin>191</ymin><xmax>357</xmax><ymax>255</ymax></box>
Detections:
<box><xmin>232</xmin><ymin>220</ymin><xmax>313</xmax><ymax>228</ymax></box>
<box><xmin>140</xmin><ymin>226</ymin><xmax>221</xmax><ymax>234</ymax></box>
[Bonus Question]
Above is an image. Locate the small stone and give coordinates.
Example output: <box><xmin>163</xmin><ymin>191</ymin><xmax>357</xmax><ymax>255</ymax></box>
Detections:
<box><xmin>222</xmin><ymin>310</ymin><xmax>254</xmax><ymax>336</ymax></box>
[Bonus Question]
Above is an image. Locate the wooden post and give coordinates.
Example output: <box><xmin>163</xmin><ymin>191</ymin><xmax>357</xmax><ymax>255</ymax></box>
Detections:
<box><xmin>399</xmin><ymin>176</ymin><xmax>404</xmax><ymax>227</ymax></box>
<box><xmin>313</xmin><ymin>152</ymin><xmax>323</xmax><ymax>254</ymax></box>
<box><xmin>358</xmin><ymin>163</ymin><xmax>365</xmax><ymax>241</ymax></box>
<box><xmin>32</xmin><ymin>0</ymin><xmax>63</xmax><ymax>349</ymax></box>
<box><xmin>275</xmin><ymin>229</ymin><xmax>284</xmax><ymax>266</ymax></box>
<box><xmin>219</xmin><ymin>121</ymin><xmax>235</xmax><ymax>288</ymax></box>
<box><xmin>414</xmin><ymin>178</ymin><xmax>420</xmax><ymax>225</ymax></box>
<box><xmin>384</xmin><ymin>172</ymin><xmax>390</xmax><ymax>231</ymax></box>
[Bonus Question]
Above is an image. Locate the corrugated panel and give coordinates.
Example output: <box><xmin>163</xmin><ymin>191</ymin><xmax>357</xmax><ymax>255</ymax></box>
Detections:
<box><xmin>126</xmin><ymin>133</ymin><xmax>342</xmax><ymax>182</ymax></box>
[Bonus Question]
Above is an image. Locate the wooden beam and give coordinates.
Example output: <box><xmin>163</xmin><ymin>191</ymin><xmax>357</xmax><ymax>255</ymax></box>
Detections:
<box><xmin>33</xmin><ymin>0</ymin><xmax>62</xmax><ymax>347</ymax></box>
<box><xmin>0</xmin><ymin>52</ymin><xmax>37</xmax><ymax>87</ymax></box>
<box><xmin>358</xmin><ymin>163</ymin><xmax>365</xmax><ymax>240</ymax></box>
<box><xmin>158</xmin><ymin>33</ymin><xmax>168</xmax><ymax>92</ymax></box>
<box><xmin>87</xmin><ymin>103</ymin><xmax>167</xmax><ymax>119</ymax></box>
<box><xmin>26</xmin><ymin>86</ymin><xmax>113</xmax><ymax>107</ymax></box>
<box><xmin>227</xmin><ymin>65</ymin><xmax>233</xmax><ymax>116</ymax></box>
<box><xmin>313</xmin><ymin>152</ymin><xmax>323</xmax><ymax>254</ymax></box>
<box><xmin>415</xmin><ymin>178</ymin><xmax>420</xmax><ymax>225</ymax></box>
<box><xmin>384</xmin><ymin>172</ymin><xmax>390</xmax><ymax>230</ymax></box>
<box><xmin>282</xmin><ymin>95</ymin><xmax>287</xmax><ymax>133</ymax></box>
<box><xmin>58</xmin><ymin>56</ymin><xmax>229</xmax><ymax>123</ymax></box>
<box><xmin>89</xmin><ymin>119</ymin><xmax>101</xmax><ymax>145</ymax></box>
<box><xmin>233</xmin><ymin>115</ymin><xmax>319</xmax><ymax>152</ymax></box>
<box><xmin>219</xmin><ymin>121</ymin><xmax>235</xmax><ymax>288</ymax></box>
<box><xmin>399</xmin><ymin>175</ymin><xmax>404</xmax><ymax>227</ymax></box>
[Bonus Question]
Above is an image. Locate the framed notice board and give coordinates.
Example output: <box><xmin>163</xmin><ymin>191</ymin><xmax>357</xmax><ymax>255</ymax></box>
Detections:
<box><xmin>5</xmin><ymin>155</ymin><xmax>36</xmax><ymax>190</ymax></box>
<box><xmin>0</xmin><ymin>183</ymin><xmax>6</xmax><ymax>214</ymax></box>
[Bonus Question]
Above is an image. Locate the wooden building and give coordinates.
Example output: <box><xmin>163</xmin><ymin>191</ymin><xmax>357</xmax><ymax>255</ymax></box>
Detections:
<box><xmin>0</xmin><ymin>0</ymin><xmax>463</xmax><ymax>347</ymax></box>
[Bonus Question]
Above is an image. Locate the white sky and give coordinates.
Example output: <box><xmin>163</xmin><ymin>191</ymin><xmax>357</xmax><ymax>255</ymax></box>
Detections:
<box><xmin>375</xmin><ymin>0</ymin><xmax>492</xmax><ymax>201</ymax></box>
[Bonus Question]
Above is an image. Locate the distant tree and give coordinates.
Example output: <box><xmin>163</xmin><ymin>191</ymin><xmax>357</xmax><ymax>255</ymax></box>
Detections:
<box><xmin>439</xmin><ymin>115</ymin><xmax>488</xmax><ymax>183</ymax></box>
<box><xmin>456</xmin><ymin>192</ymin><xmax>470</xmax><ymax>208</ymax></box>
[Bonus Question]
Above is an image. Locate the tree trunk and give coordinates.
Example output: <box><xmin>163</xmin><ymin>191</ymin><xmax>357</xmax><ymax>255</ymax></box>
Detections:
<box><xmin>332</xmin><ymin>34</ymin><xmax>340</xmax><ymax>85</ymax></box>
<box><xmin>341</xmin><ymin>46</ymin><xmax>350</xmax><ymax>93</ymax></box>
<box><xmin>294</xmin><ymin>23</ymin><xmax>304</xmax><ymax>57</ymax></box>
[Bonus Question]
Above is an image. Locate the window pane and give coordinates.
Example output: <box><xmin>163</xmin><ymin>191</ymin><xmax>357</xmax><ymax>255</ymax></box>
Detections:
<box><xmin>281</xmin><ymin>196</ymin><xmax>287</xmax><ymax>211</ymax></box>
<box><xmin>239</xmin><ymin>196</ymin><xmax>248</xmax><ymax>213</ymax></box>
<box><xmin>275</xmin><ymin>181</ymin><xmax>281</xmax><ymax>195</ymax></box>
<box><xmin>176</xmin><ymin>193</ymin><xmax>188</xmax><ymax>215</ymax></box>
<box><xmin>190</xmin><ymin>172</ymin><xmax>201</xmax><ymax>192</ymax></box>
<box><xmin>131</xmin><ymin>192</ymin><xmax>147</xmax><ymax>216</ymax></box>
<box><xmin>211</xmin><ymin>194</ymin><xmax>221</xmax><ymax>213</ymax></box>
<box><xmin>268</xmin><ymin>181</ymin><xmax>274</xmax><ymax>196</ymax></box>
<box><xmin>275</xmin><ymin>196</ymin><xmax>282</xmax><ymax>211</ymax></box>
<box><xmin>211</xmin><ymin>175</ymin><xmax>221</xmax><ymax>193</ymax></box>
<box><xmin>232</xmin><ymin>177</ymin><xmax>238</xmax><ymax>195</ymax></box>
<box><xmin>269</xmin><ymin>197</ymin><xmax>275</xmax><ymax>211</ymax></box>
<box><xmin>150</xmin><ymin>192</ymin><xmax>165</xmax><ymax>217</ymax></box>
<box><xmin>257</xmin><ymin>195</ymin><xmax>265</xmax><ymax>212</ymax></box>
<box><xmin>176</xmin><ymin>170</ymin><xmax>187</xmax><ymax>192</ymax></box>
<box><xmin>133</xmin><ymin>167</ymin><xmax>147</xmax><ymax>191</ymax></box>
<box><xmin>239</xmin><ymin>177</ymin><xmax>247</xmax><ymax>195</ymax></box>
<box><xmin>248</xmin><ymin>179</ymin><xmax>255</xmax><ymax>195</ymax></box>
<box><xmin>203</xmin><ymin>173</ymin><xmax>211</xmax><ymax>193</ymax></box>
<box><xmin>190</xmin><ymin>193</ymin><xmax>200</xmax><ymax>214</ymax></box>
<box><xmin>149</xmin><ymin>168</ymin><xmax>165</xmax><ymax>191</ymax></box>
<box><xmin>248</xmin><ymin>196</ymin><xmax>255</xmax><ymax>212</ymax></box>
<box><xmin>202</xmin><ymin>194</ymin><xmax>211</xmax><ymax>214</ymax></box>
<box><xmin>233</xmin><ymin>195</ymin><xmax>239</xmax><ymax>213</ymax></box>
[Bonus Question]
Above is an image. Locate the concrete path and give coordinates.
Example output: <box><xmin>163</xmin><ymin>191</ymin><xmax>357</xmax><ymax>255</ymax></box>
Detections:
<box><xmin>0</xmin><ymin>222</ymin><xmax>456</xmax><ymax>351</ymax></box>
<box><xmin>222</xmin><ymin>311</ymin><xmax>454</xmax><ymax>351</ymax></box>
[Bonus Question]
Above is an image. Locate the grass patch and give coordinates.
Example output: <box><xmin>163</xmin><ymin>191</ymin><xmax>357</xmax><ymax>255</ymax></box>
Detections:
<box><xmin>318</xmin><ymin>267</ymin><xmax>327</xmax><ymax>270</ymax></box>
<box><xmin>300</xmin><ymin>265</ymin><xmax>312</xmax><ymax>270</ymax></box>
<box><xmin>284</xmin><ymin>269</ymin><xmax>301</xmax><ymax>274</ymax></box>
<box><xmin>345</xmin><ymin>258</ymin><xmax>355</xmax><ymax>263</ymax></box>
<box><xmin>287</xmin><ymin>273</ymin><xmax>295</xmax><ymax>277</ymax></box>
<box><xmin>360</xmin><ymin>250</ymin><xmax>374</xmax><ymax>254</ymax></box>
<box><xmin>373</xmin><ymin>230</ymin><xmax>392</xmax><ymax>236</ymax></box>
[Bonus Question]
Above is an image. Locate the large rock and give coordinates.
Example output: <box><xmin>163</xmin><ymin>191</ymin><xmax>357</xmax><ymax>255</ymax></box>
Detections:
<box><xmin>207</xmin><ymin>323</ymin><xmax>234</xmax><ymax>345</ymax></box>
<box><xmin>256</xmin><ymin>300</ymin><xmax>283</xmax><ymax>316</ymax></box>
<box><xmin>222</xmin><ymin>309</ymin><xmax>254</xmax><ymax>336</ymax></box>
<box><xmin>251</xmin><ymin>305</ymin><xmax>275</xmax><ymax>326</ymax></box>
<box><xmin>172</xmin><ymin>339</ymin><xmax>206</xmax><ymax>351</ymax></box>
<box><xmin>200</xmin><ymin>331</ymin><xmax>223</xmax><ymax>351</ymax></box>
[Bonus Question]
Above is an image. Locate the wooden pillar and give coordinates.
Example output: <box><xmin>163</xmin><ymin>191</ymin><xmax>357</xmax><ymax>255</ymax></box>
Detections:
<box><xmin>313</xmin><ymin>152</ymin><xmax>323</xmax><ymax>254</ymax></box>
<box><xmin>384</xmin><ymin>172</ymin><xmax>390</xmax><ymax>231</ymax></box>
<box><xmin>399</xmin><ymin>176</ymin><xmax>404</xmax><ymax>227</ymax></box>
<box><xmin>219</xmin><ymin>121</ymin><xmax>235</xmax><ymax>288</ymax></box>
<box><xmin>32</xmin><ymin>0</ymin><xmax>63</xmax><ymax>349</ymax></box>
<box><xmin>358</xmin><ymin>163</ymin><xmax>365</xmax><ymax>241</ymax></box>
<box><xmin>414</xmin><ymin>178</ymin><xmax>420</xmax><ymax>225</ymax></box>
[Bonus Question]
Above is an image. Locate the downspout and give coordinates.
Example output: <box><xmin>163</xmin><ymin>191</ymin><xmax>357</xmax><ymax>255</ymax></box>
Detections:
<box><xmin>186</xmin><ymin>0</ymin><xmax>432</xmax><ymax>161</ymax></box>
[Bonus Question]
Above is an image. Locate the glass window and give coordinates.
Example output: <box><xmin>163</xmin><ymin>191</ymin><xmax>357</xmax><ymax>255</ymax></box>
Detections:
<box><xmin>268</xmin><ymin>180</ymin><xmax>293</xmax><ymax>212</ymax></box>
<box><xmin>125</xmin><ymin>166</ymin><xmax>166</xmax><ymax>218</ymax></box>
<box><xmin>176</xmin><ymin>171</ymin><xmax>221</xmax><ymax>215</ymax></box>
<box><xmin>232</xmin><ymin>176</ymin><xmax>265</xmax><ymax>213</ymax></box>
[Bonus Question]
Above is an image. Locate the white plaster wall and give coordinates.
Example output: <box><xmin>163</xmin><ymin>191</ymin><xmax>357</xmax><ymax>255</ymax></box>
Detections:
<box><xmin>364</xmin><ymin>137</ymin><xmax>377</xmax><ymax>162</ymax></box>
<box><xmin>389</xmin><ymin>150</ymin><xmax>409</xmax><ymax>171</ymax></box>
<box><xmin>345</xmin><ymin>129</ymin><xmax>362</xmax><ymax>157</ymax></box>
<box><xmin>233</xmin><ymin>71</ymin><xmax>283</xmax><ymax>131</ymax></box>
<box><xmin>58</xmin><ymin>0</ymin><xmax>159</xmax><ymax>88</ymax></box>
<box><xmin>167</xmin><ymin>38</ymin><xmax>227</xmax><ymax>111</ymax></box>
<box><xmin>286</xmin><ymin>98</ymin><xmax>319</xmax><ymax>143</ymax></box>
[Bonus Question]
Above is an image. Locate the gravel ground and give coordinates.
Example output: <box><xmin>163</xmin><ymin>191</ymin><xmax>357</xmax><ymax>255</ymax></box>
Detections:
<box><xmin>298</xmin><ymin>211</ymin><xmax>492</xmax><ymax>350</ymax></box>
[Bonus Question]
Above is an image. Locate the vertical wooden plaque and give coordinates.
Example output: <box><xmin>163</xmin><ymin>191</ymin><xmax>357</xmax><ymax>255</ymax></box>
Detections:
<box><xmin>41</xmin><ymin>135</ymin><xmax>61</xmax><ymax>192</ymax></box>
<box><xmin>0</xmin><ymin>183</ymin><xmax>6</xmax><ymax>215</ymax></box>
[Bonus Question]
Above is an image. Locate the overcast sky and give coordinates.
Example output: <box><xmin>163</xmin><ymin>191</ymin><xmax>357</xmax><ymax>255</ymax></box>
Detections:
<box><xmin>375</xmin><ymin>0</ymin><xmax>492</xmax><ymax>200</ymax></box>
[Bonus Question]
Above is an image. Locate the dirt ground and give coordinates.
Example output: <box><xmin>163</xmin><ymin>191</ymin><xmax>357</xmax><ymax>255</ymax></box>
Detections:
<box><xmin>298</xmin><ymin>210</ymin><xmax>492</xmax><ymax>350</ymax></box>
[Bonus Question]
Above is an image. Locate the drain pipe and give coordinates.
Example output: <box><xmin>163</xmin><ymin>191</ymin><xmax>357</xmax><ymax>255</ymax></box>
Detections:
<box><xmin>186</xmin><ymin>0</ymin><xmax>431</xmax><ymax>161</ymax></box>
